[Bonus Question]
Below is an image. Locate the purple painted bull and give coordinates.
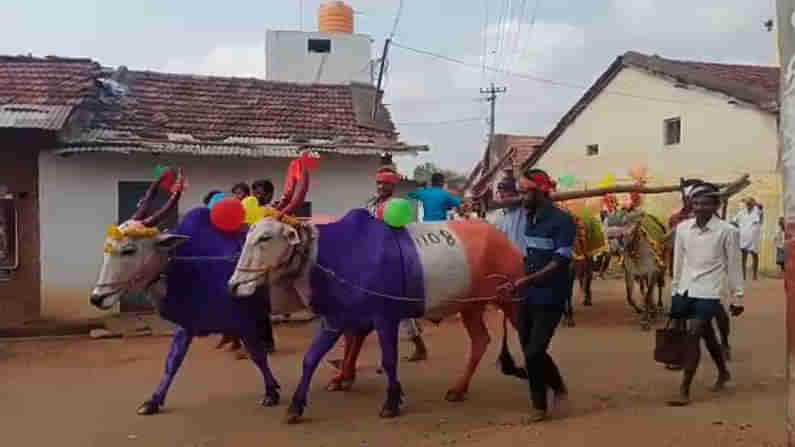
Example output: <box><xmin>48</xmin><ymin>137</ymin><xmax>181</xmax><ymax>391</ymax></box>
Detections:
<box><xmin>89</xmin><ymin>170</ymin><xmax>280</xmax><ymax>415</ymax></box>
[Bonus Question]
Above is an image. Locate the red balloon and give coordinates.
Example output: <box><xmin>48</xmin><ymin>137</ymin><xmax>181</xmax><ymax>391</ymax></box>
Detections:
<box><xmin>210</xmin><ymin>198</ymin><xmax>245</xmax><ymax>232</ymax></box>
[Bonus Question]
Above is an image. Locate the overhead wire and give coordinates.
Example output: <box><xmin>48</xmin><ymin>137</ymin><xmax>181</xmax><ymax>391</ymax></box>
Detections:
<box><xmin>390</xmin><ymin>41</ymin><xmax>740</xmax><ymax>109</ymax></box>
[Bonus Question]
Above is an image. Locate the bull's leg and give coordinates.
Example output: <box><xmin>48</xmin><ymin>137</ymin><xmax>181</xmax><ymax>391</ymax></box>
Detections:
<box><xmin>656</xmin><ymin>273</ymin><xmax>666</xmax><ymax>313</ymax></box>
<box><xmin>327</xmin><ymin>328</ymin><xmax>371</xmax><ymax>392</ymax></box>
<box><xmin>624</xmin><ymin>268</ymin><xmax>642</xmax><ymax>314</ymax></box>
<box><xmin>641</xmin><ymin>275</ymin><xmax>655</xmax><ymax>331</ymax></box>
<box><xmin>445</xmin><ymin>307</ymin><xmax>491</xmax><ymax>402</ymax></box>
<box><xmin>139</xmin><ymin>328</ymin><xmax>193</xmax><ymax>415</ymax></box>
<box><xmin>285</xmin><ymin>323</ymin><xmax>343</xmax><ymax>424</ymax></box>
<box><xmin>374</xmin><ymin>319</ymin><xmax>403</xmax><ymax>418</ymax></box>
<box><xmin>240</xmin><ymin>330</ymin><xmax>280</xmax><ymax>407</ymax></box>
<box><xmin>582</xmin><ymin>257</ymin><xmax>594</xmax><ymax>307</ymax></box>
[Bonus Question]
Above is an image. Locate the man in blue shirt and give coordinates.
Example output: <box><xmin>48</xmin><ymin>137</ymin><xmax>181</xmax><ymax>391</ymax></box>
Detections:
<box><xmin>408</xmin><ymin>173</ymin><xmax>462</xmax><ymax>221</ymax></box>
<box><xmin>496</xmin><ymin>168</ymin><xmax>576</xmax><ymax>422</ymax></box>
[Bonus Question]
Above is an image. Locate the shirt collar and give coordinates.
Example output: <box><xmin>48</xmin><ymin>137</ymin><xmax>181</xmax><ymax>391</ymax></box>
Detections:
<box><xmin>689</xmin><ymin>215</ymin><xmax>719</xmax><ymax>231</ymax></box>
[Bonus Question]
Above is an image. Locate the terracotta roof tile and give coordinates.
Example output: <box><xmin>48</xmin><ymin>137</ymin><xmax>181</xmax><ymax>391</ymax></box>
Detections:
<box><xmin>89</xmin><ymin>70</ymin><xmax>396</xmax><ymax>143</ymax></box>
<box><xmin>0</xmin><ymin>56</ymin><xmax>100</xmax><ymax>107</ymax></box>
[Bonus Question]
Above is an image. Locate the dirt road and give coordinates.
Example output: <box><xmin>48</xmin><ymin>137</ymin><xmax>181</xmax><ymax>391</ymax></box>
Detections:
<box><xmin>0</xmin><ymin>279</ymin><xmax>787</xmax><ymax>446</ymax></box>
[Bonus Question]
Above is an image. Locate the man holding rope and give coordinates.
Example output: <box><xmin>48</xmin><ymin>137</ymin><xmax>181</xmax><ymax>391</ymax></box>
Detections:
<box><xmin>496</xmin><ymin>168</ymin><xmax>575</xmax><ymax>422</ymax></box>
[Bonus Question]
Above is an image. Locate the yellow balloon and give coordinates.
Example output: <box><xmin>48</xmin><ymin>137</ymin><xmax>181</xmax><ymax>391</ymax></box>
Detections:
<box><xmin>241</xmin><ymin>196</ymin><xmax>259</xmax><ymax>212</ymax></box>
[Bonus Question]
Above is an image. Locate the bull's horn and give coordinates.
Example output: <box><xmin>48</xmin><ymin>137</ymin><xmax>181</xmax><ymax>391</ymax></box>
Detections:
<box><xmin>143</xmin><ymin>169</ymin><xmax>185</xmax><ymax>227</ymax></box>
<box><xmin>130</xmin><ymin>169</ymin><xmax>174</xmax><ymax>221</ymax></box>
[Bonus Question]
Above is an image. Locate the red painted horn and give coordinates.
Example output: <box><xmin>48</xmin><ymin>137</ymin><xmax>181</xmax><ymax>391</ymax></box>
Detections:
<box><xmin>143</xmin><ymin>169</ymin><xmax>185</xmax><ymax>227</ymax></box>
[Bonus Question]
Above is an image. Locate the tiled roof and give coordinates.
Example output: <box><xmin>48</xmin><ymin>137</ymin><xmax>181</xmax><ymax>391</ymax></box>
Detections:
<box><xmin>464</xmin><ymin>134</ymin><xmax>544</xmax><ymax>196</ymax></box>
<box><xmin>523</xmin><ymin>51</ymin><xmax>780</xmax><ymax>172</ymax></box>
<box><xmin>0</xmin><ymin>55</ymin><xmax>426</xmax><ymax>156</ymax></box>
<box><xmin>87</xmin><ymin>69</ymin><xmax>397</xmax><ymax>144</ymax></box>
<box><xmin>0</xmin><ymin>56</ymin><xmax>100</xmax><ymax>107</ymax></box>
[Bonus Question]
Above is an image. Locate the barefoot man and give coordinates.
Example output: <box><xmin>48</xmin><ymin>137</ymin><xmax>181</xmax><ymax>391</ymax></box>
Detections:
<box><xmin>496</xmin><ymin>168</ymin><xmax>574</xmax><ymax>422</ymax></box>
<box><xmin>668</xmin><ymin>182</ymin><xmax>744</xmax><ymax>406</ymax></box>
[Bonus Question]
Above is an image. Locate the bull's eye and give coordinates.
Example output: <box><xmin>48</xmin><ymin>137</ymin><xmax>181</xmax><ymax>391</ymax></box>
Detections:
<box><xmin>121</xmin><ymin>247</ymin><xmax>137</xmax><ymax>256</ymax></box>
<box><xmin>258</xmin><ymin>235</ymin><xmax>273</xmax><ymax>244</ymax></box>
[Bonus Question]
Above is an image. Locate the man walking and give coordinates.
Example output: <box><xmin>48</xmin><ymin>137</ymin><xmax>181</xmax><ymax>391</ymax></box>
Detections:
<box><xmin>668</xmin><ymin>182</ymin><xmax>744</xmax><ymax>406</ymax></box>
<box><xmin>732</xmin><ymin>197</ymin><xmax>762</xmax><ymax>280</ymax></box>
<box><xmin>408</xmin><ymin>173</ymin><xmax>462</xmax><ymax>222</ymax></box>
<box><xmin>496</xmin><ymin>168</ymin><xmax>574</xmax><ymax>422</ymax></box>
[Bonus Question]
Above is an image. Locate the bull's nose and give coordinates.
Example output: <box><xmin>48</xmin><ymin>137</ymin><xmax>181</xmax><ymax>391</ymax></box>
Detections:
<box><xmin>90</xmin><ymin>294</ymin><xmax>103</xmax><ymax>307</ymax></box>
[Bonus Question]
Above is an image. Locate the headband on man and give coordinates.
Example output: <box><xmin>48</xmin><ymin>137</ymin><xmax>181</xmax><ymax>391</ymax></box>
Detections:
<box><xmin>688</xmin><ymin>183</ymin><xmax>721</xmax><ymax>201</ymax></box>
<box><xmin>376</xmin><ymin>167</ymin><xmax>401</xmax><ymax>185</ymax></box>
<box><xmin>518</xmin><ymin>171</ymin><xmax>556</xmax><ymax>194</ymax></box>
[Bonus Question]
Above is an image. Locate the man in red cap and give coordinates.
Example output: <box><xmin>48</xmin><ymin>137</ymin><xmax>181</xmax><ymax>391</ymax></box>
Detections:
<box><xmin>496</xmin><ymin>168</ymin><xmax>575</xmax><ymax>422</ymax></box>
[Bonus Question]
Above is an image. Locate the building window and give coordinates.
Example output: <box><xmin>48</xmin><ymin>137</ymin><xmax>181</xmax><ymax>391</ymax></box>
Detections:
<box><xmin>664</xmin><ymin>117</ymin><xmax>681</xmax><ymax>146</ymax></box>
<box><xmin>586</xmin><ymin>144</ymin><xmax>599</xmax><ymax>156</ymax></box>
<box><xmin>0</xmin><ymin>197</ymin><xmax>17</xmax><ymax>273</ymax></box>
<box><xmin>308</xmin><ymin>39</ymin><xmax>332</xmax><ymax>54</ymax></box>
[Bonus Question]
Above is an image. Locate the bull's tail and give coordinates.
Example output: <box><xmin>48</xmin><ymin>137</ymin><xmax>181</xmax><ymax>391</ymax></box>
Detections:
<box><xmin>497</xmin><ymin>312</ymin><xmax>528</xmax><ymax>380</ymax></box>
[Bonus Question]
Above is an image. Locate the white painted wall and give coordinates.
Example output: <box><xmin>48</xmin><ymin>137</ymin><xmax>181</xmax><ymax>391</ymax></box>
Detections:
<box><xmin>537</xmin><ymin>66</ymin><xmax>778</xmax><ymax>183</ymax></box>
<box><xmin>38</xmin><ymin>151</ymin><xmax>380</xmax><ymax>320</ymax></box>
<box><xmin>265</xmin><ymin>30</ymin><xmax>372</xmax><ymax>84</ymax></box>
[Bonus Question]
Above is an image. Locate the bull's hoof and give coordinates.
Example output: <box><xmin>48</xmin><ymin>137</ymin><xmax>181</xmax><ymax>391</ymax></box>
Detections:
<box><xmin>640</xmin><ymin>322</ymin><xmax>651</xmax><ymax>331</ymax></box>
<box><xmin>445</xmin><ymin>390</ymin><xmax>467</xmax><ymax>402</ymax></box>
<box><xmin>283</xmin><ymin>406</ymin><xmax>304</xmax><ymax>425</ymax></box>
<box><xmin>261</xmin><ymin>390</ymin><xmax>280</xmax><ymax>407</ymax></box>
<box><xmin>583</xmin><ymin>300</ymin><xmax>593</xmax><ymax>307</ymax></box>
<box><xmin>326</xmin><ymin>378</ymin><xmax>355</xmax><ymax>392</ymax></box>
<box><xmin>137</xmin><ymin>400</ymin><xmax>160</xmax><ymax>416</ymax></box>
<box><xmin>379</xmin><ymin>406</ymin><xmax>401</xmax><ymax>418</ymax></box>
<box><xmin>565</xmin><ymin>318</ymin><xmax>576</xmax><ymax>328</ymax></box>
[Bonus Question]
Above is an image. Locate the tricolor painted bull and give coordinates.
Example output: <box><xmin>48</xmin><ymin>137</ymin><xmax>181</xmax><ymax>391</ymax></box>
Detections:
<box><xmin>229</xmin><ymin>206</ymin><xmax>525</xmax><ymax>423</ymax></box>
<box><xmin>89</xmin><ymin>169</ymin><xmax>281</xmax><ymax>415</ymax></box>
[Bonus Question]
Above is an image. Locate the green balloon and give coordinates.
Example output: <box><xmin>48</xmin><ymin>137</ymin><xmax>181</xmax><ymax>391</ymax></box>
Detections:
<box><xmin>383</xmin><ymin>198</ymin><xmax>415</xmax><ymax>228</ymax></box>
<box><xmin>153</xmin><ymin>164</ymin><xmax>169</xmax><ymax>179</ymax></box>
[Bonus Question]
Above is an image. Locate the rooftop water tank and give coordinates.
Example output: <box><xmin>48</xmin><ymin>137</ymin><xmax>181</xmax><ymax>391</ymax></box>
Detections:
<box><xmin>318</xmin><ymin>1</ymin><xmax>354</xmax><ymax>34</ymax></box>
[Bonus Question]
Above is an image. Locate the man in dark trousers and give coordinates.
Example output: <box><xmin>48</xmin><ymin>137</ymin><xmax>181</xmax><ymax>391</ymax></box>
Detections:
<box><xmin>667</xmin><ymin>182</ymin><xmax>744</xmax><ymax>406</ymax></box>
<box><xmin>496</xmin><ymin>168</ymin><xmax>575</xmax><ymax>422</ymax></box>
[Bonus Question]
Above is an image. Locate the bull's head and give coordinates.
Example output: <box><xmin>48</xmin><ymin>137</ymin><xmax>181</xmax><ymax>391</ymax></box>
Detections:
<box><xmin>228</xmin><ymin>155</ymin><xmax>312</xmax><ymax>307</ymax></box>
<box><xmin>90</xmin><ymin>169</ymin><xmax>188</xmax><ymax>310</ymax></box>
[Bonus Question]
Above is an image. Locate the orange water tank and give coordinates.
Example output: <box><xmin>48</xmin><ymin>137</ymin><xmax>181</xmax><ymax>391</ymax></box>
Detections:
<box><xmin>318</xmin><ymin>1</ymin><xmax>354</xmax><ymax>34</ymax></box>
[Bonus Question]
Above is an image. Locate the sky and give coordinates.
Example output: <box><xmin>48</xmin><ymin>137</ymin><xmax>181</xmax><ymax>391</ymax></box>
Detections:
<box><xmin>2</xmin><ymin>0</ymin><xmax>778</xmax><ymax>177</ymax></box>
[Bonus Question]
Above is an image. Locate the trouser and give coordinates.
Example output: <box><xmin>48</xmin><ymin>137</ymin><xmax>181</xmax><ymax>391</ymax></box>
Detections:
<box><xmin>714</xmin><ymin>303</ymin><xmax>730</xmax><ymax>348</ymax></box>
<box><xmin>262</xmin><ymin>315</ymin><xmax>275</xmax><ymax>346</ymax></box>
<box><xmin>518</xmin><ymin>303</ymin><xmax>566</xmax><ymax>411</ymax></box>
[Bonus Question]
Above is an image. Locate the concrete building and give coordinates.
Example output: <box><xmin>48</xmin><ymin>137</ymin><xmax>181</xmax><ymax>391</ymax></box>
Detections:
<box><xmin>0</xmin><ymin>55</ymin><xmax>425</xmax><ymax>326</ymax></box>
<box><xmin>532</xmin><ymin>51</ymin><xmax>781</xmax><ymax>270</ymax></box>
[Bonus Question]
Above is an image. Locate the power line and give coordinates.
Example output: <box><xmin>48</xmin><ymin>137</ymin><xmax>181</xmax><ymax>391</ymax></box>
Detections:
<box><xmin>390</xmin><ymin>41</ymin><xmax>737</xmax><ymax>108</ymax></box>
<box><xmin>396</xmin><ymin>117</ymin><xmax>484</xmax><ymax>126</ymax></box>
<box><xmin>389</xmin><ymin>0</ymin><xmax>405</xmax><ymax>39</ymax></box>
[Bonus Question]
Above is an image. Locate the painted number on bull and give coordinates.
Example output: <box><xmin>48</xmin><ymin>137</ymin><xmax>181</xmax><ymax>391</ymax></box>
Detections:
<box><xmin>415</xmin><ymin>230</ymin><xmax>456</xmax><ymax>248</ymax></box>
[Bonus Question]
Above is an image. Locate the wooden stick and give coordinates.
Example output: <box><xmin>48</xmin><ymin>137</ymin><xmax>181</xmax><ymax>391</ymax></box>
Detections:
<box><xmin>486</xmin><ymin>174</ymin><xmax>751</xmax><ymax>211</ymax></box>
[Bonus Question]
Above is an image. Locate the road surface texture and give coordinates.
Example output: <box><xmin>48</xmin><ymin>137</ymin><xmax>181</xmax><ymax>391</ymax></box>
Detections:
<box><xmin>0</xmin><ymin>278</ymin><xmax>786</xmax><ymax>446</ymax></box>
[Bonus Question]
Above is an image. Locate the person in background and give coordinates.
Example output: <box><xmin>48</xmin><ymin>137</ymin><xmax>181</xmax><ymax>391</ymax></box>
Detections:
<box><xmin>776</xmin><ymin>217</ymin><xmax>786</xmax><ymax>273</ymax></box>
<box><xmin>732</xmin><ymin>198</ymin><xmax>762</xmax><ymax>281</ymax></box>
<box><xmin>408</xmin><ymin>173</ymin><xmax>462</xmax><ymax>222</ymax></box>
<box><xmin>495</xmin><ymin>168</ymin><xmax>574</xmax><ymax>423</ymax></box>
<box><xmin>203</xmin><ymin>189</ymin><xmax>223</xmax><ymax>206</ymax></box>
<box><xmin>231</xmin><ymin>182</ymin><xmax>250</xmax><ymax>201</ymax></box>
<box><xmin>252</xmin><ymin>179</ymin><xmax>275</xmax><ymax>207</ymax></box>
<box><xmin>217</xmin><ymin>182</ymin><xmax>253</xmax><ymax>358</ymax></box>
<box><xmin>668</xmin><ymin>182</ymin><xmax>744</xmax><ymax>407</ymax></box>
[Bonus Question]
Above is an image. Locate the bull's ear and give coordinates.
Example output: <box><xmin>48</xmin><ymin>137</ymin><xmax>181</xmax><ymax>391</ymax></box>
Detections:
<box><xmin>281</xmin><ymin>226</ymin><xmax>301</xmax><ymax>246</ymax></box>
<box><xmin>155</xmin><ymin>234</ymin><xmax>190</xmax><ymax>252</ymax></box>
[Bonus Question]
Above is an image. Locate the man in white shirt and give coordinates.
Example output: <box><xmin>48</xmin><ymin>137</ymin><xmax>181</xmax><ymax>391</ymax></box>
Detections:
<box><xmin>732</xmin><ymin>198</ymin><xmax>762</xmax><ymax>280</ymax></box>
<box><xmin>668</xmin><ymin>182</ymin><xmax>745</xmax><ymax>407</ymax></box>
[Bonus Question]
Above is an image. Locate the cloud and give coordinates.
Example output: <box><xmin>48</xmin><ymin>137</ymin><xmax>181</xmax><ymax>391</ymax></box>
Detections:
<box><xmin>159</xmin><ymin>43</ymin><xmax>266</xmax><ymax>78</ymax></box>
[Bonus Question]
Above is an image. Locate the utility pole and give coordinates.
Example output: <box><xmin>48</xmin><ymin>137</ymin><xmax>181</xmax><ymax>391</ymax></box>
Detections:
<box><xmin>480</xmin><ymin>83</ymin><xmax>506</xmax><ymax>172</ymax></box>
<box><xmin>372</xmin><ymin>38</ymin><xmax>391</xmax><ymax>120</ymax></box>
<box><xmin>776</xmin><ymin>1</ymin><xmax>795</xmax><ymax>445</ymax></box>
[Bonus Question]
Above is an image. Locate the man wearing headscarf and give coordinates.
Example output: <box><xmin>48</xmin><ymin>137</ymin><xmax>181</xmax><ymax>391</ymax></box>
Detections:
<box><xmin>668</xmin><ymin>182</ymin><xmax>744</xmax><ymax>406</ymax></box>
<box><xmin>495</xmin><ymin>168</ymin><xmax>575</xmax><ymax>422</ymax></box>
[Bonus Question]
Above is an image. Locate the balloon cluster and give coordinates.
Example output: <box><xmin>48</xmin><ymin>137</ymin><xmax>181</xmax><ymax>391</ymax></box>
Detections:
<box><xmin>241</xmin><ymin>196</ymin><xmax>267</xmax><ymax>224</ymax></box>
<box><xmin>627</xmin><ymin>164</ymin><xmax>648</xmax><ymax>209</ymax></box>
<box><xmin>557</xmin><ymin>174</ymin><xmax>577</xmax><ymax>190</ymax></box>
